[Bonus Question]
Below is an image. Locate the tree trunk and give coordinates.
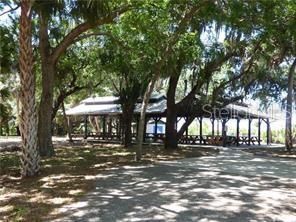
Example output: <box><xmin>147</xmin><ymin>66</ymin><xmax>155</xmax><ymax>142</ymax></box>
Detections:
<box><xmin>38</xmin><ymin>63</ymin><xmax>55</xmax><ymax>157</ymax></box>
<box><xmin>165</xmin><ymin>74</ymin><xmax>180</xmax><ymax>150</ymax></box>
<box><xmin>61</xmin><ymin>102</ymin><xmax>70</xmax><ymax>137</ymax></box>
<box><xmin>19</xmin><ymin>0</ymin><xmax>40</xmax><ymax>177</ymax></box>
<box><xmin>122</xmin><ymin>104</ymin><xmax>134</xmax><ymax>147</ymax></box>
<box><xmin>136</xmin><ymin>78</ymin><xmax>157</xmax><ymax>161</ymax></box>
<box><xmin>285</xmin><ymin>58</ymin><xmax>296</xmax><ymax>152</ymax></box>
<box><xmin>36</xmin><ymin>8</ymin><xmax>127</xmax><ymax>157</ymax></box>
<box><xmin>177</xmin><ymin>116</ymin><xmax>195</xmax><ymax>139</ymax></box>
<box><xmin>135</xmin><ymin>4</ymin><xmax>201</xmax><ymax>160</ymax></box>
<box><xmin>37</xmin><ymin>13</ymin><xmax>55</xmax><ymax>157</ymax></box>
<box><xmin>165</xmin><ymin>109</ymin><xmax>178</xmax><ymax>149</ymax></box>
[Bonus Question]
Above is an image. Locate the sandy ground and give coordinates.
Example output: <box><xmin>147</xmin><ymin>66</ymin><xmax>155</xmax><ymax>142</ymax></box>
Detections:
<box><xmin>0</xmin><ymin>136</ymin><xmax>68</xmax><ymax>151</ymax></box>
<box><xmin>53</xmin><ymin>147</ymin><xmax>296</xmax><ymax>222</ymax></box>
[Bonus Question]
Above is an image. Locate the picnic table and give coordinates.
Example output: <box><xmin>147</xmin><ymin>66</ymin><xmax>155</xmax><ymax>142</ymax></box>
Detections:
<box><xmin>239</xmin><ymin>135</ymin><xmax>261</xmax><ymax>145</ymax></box>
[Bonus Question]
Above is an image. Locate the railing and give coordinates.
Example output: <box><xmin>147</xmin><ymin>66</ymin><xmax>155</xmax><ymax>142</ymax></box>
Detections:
<box><xmin>71</xmin><ymin>132</ymin><xmax>262</xmax><ymax>146</ymax></box>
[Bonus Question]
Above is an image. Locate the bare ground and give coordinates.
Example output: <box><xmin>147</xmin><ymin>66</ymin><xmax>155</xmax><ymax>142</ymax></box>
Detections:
<box><xmin>0</xmin><ymin>140</ymin><xmax>217</xmax><ymax>222</ymax></box>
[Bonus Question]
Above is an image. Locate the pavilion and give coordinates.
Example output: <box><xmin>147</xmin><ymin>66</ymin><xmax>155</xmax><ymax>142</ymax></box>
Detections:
<box><xmin>65</xmin><ymin>93</ymin><xmax>271</xmax><ymax>146</ymax></box>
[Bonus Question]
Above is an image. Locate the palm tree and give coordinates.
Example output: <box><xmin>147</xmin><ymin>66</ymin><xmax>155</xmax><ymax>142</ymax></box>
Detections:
<box><xmin>19</xmin><ymin>0</ymin><xmax>40</xmax><ymax>176</ymax></box>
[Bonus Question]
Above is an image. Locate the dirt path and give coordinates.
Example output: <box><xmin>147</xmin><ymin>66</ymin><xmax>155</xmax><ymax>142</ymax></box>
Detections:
<box><xmin>54</xmin><ymin>148</ymin><xmax>296</xmax><ymax>222</ymax></box>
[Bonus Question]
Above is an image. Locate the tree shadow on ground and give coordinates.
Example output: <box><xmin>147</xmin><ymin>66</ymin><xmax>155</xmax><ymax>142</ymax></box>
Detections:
<box><xmin>0</xmin><ymin>143</ymin><xmax>217</xmax><ymax>221</ymax></box>
<box><xmin>54</xmin><ymin>161</ymin><xmax>296</xmax><ymax>222</ymax></box>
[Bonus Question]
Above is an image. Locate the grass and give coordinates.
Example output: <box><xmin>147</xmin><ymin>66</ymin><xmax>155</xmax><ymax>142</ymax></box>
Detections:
<box><xmin>0</xmin><ymin>142</ymin><xmax>218</xmax><ymax>221</ymax></box>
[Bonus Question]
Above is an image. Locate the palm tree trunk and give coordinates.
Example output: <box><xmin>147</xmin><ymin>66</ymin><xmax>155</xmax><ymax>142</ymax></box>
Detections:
<box><xmin>19</xmin><ymin>0</ymin><xmax>40</xmax><ymax>177</ymax></box>
<box><xmin>285</xmin><ymin>58</ymin><xmax>296</xmax><ymax>152</ymax></box>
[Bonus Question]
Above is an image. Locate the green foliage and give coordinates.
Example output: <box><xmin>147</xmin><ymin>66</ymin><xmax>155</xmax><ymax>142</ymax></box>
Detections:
<box><xmin>1</xmin><ymin>0</ymin><xmax>296</xmax><ymax>138</ymax></box>
<box><xmin>246</xmin><ymin>0</ymin><xmax>296</xmax><ymax>107</ymax></box>
<box><xmin>0</xmin><ymin>25</ymin><xmax>17</xmax><ymax>74</ymax></box>
<box><xmin>0</xmin><ymin>23</ymin><xmax>18</xmax><ymax>134</ymax></box>
<box><xmin>69</xmin><ymin>0</ymin><xmax>111</xmax><ymax>22</ymax></box>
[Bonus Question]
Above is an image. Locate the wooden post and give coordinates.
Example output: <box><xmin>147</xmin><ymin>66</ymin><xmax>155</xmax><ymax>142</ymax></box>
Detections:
<box><xmin>119</xmin><ymin>115</ymin><xmax>123</xmax><ymax>140</ymax></box>
<box><xmin>266</xmin><ymin>118</ymin><xmax>270</xmax><ymax>145</ymax></box>
<box><xmin>222</xmin><ymin>119</ymin><xmax>227</xmax><ymax>147</ymax></box>
<box><xmin>94</xmin><ymin>116</ymin><xmax>100</xmax><ymax>133</ymax></box>
<box><xmin>236</xmin><ymin>118</ymin><xmax>240</xmax><ymax>146</ymax></box>
<box><xmin>84</xmin><ymin>115</ymin><xmax>88</xmax><ymax>139</ymax></box>
<box><xmin>116</xmin><ymin>115</ymin><xmax>120</xmax><ymax>140</ymax></box>
<box><xmin>153</xmin><ymin>117</ymin><xmax>158</xmax><ymax>142</ymax></box>
<box><xmin>258</xmin><ymin>118</ymin><xmax>261</xmax><ymax>145</ymax></box>
<box><xmin>108</xmin><ymin>117</ymin><xmax>112</xmax><ymax>139</ymax></box>
<box><xmin>248</xmin><ymin>118</ymin><xmax>252</xmax><ymax>146</ymax></box>
<box><xmin>217</xmin><ymin>119</ymin><xmax>220</xmax><ymax>136</ymax></box>
<box><xmin>185</xmin><ymin>117</ymin><xmax>189</xmax><ymax>137</ymax></box>
<box><xmin>199</xmin><ymin>117</ymin><xmax>203</xmax><ymax>144</ymax></box>
<box><xmin>211</xmin><ymin>118</ymin><xmax>215</xmax><ymax>137</ymax></box>
<box><xmin>143</xmin><ymin>117</ymin><xmax>148</xmax><ymax>142</ymax></box>
<box><xmin>102</xmin><ymin>116</ymin><xmax>106</xmax><ymax>140</ymax></box>
<box><xmin>135</xmin><ymin>116</ymin><xmax>139</xmax><ymax>139</ymax></box>
<box><xmin>6</xmin><ymin>122</ymin><xmax>9</xmax><ymax>136</ymax></box>
<box><xmin>154</xmin><ymin>118</ymin><xmax>158</xmax><ymax>135</ymax></box>
<box><xmin>67</xmin><ymin>116</ymin><xmax>72</xmax><ymax>141</ymax></box>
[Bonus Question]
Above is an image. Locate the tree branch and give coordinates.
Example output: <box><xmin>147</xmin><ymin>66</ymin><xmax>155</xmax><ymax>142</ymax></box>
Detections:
<box><xmin>0</xmin><ymin>5</ymin><xmax>19</xmax><ymax>17</ymax></box>
<box><xmin>176</xmin><ymin>50</ymin><xmax>236</xmax><ymax>109</ymax></box>
<box><xmin>177</xmin><ymin>116</ymin><xmax>195</xmax><ymax>139</ymax></box>
<box><xmin>52</xmin><ymin>80</ymin><xmax>103</xmax><ymax>120</ymax></box>
<box><xmin>74</xmin><ymin>31</ymin><xmax>130</xmax><ymax>50</ymax></box>
<box><xmin>51</xmin><ymin>5</ymin><xmax>131</xmax><ymax>63</ymax></box>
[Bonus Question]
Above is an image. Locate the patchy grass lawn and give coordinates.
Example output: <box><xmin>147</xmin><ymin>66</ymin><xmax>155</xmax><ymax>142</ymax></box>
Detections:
<box><xmin>0</xmin><ymin>143</ymin><xmax>218</xmax><ymax>221</ymax></box>
<box><xmin>243</xmin><ymin>147</ymin><xmax>296</xmax><ymax>159</ymax></box>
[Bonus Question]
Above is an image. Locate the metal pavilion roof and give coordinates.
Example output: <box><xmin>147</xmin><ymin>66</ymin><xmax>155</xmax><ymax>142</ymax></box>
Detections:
<box><xmin>66</xmin><ymin>93</ymin><xmax>167</xmax><ymax>116</ymax></box>
<box><xmin>66</xmin><ymin>93</ymin><xmax>270</xmax><ymax>119</ymax></box>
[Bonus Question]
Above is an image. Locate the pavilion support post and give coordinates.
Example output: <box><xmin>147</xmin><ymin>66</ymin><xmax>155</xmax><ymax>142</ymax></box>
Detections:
<box><xmin>266</xmin><ymin>118</ymin><xmax>270</xmax><ymax>145</ymax></box>
<box><xmin>199</xmin><ymin>117</ymin><xmax>203</xmax><ymax>144</ymax></box>
<box><xmin>154</xmin><ymin>118</ymin><xmax>157</xmax><ymax>134</ymax></box>
<box><xmin>185</xmin><ymin>117</ymin><xmax>189</xmax><ymax>137</ymax></box>
<box><xmin>67</xmin><ymin>116</ymin><xmax>72</xmax><ymax>142</ymax></box>
<box><xmin>108</xmin><ymin>117</ymin><xmax>112</xmax><ymax>137</ymax></box>
<box><xmin>121</xmin><ymin>115</ymin><xmax>124</xmax><ymax>140</ymax></box>
<box><xmin>143</xmin><ymin>117</ymin><xmax>148</xmax><ymax>142</ymax></box>
<box><xmin>84</xmin><ymin>115</ymin><xmax>88</xmax><ymax>139</ymax></box>
<box><xmin>236</xmin><ymin>118</ymin><xmax>240</xmax><ymax>146</ymax></box>
<box><xmin>116</xmin><ymin>115</ymin><xmax>120</xmax><ymax>140</ymax></box>
<box><xmin>211</xmin><ymin>118</ymin><xmax>215</xmax><ymax>137</ymax></box>
<box><xmin>6</xmin><ymin>123</ymin><xmax>9</xmax><ymax>136</ymax></box>
<box><xmin>102</xmin><ymin>116</ymin><xmax>106</xmax><ymax>140</ymax></box>
<box><xmin>94</xmin><ymin>116</ymin><xmax>100</xmax><ymax>133</ymax></box>
<box><xmin>135</xmin><ymin>116</ymin><xmax>139</xmax><ymax>139</ymax></box>
<box><xmin>222</xmin><ymin>119</ymin><xmax>227</xmax><ymax>147</ymax></box>
<box><xmin>248</xmin><ymin>118</ymin><xmax>252</xmax><ymax>146</ymax></box>
<box><xmin>153</xmin><ymin>117</ymin><xmax>158</xmax><ymax>142</ymax></box>
<box><xmin>217</xmin><ymin>120</ymin><xmax>220</xmax><ymax>136</ymax></box>
<box><xmin>258</xmin><ymin>118</ymin><xmax>261</xmax><ymax>145</ymax></box>
<box><xmin>184</xmin><ymin>117</ymin><xmax>189</xmax><ymax>144</ymax></box>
